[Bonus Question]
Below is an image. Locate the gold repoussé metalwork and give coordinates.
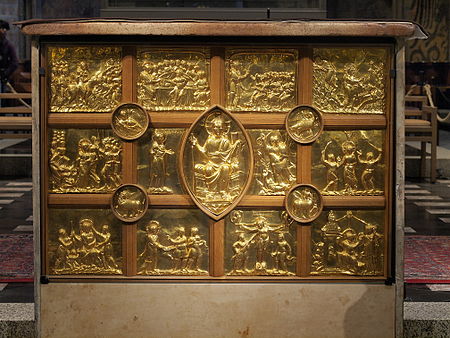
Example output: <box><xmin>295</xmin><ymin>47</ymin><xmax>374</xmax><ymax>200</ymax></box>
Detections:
<box><xmin>138</xmin><ymin>129</ymin><xmax>184</xmax><ymax>194</ymax></box>
<box><xmin>312</xmin><ymin>130</ymin><xmax>385</xmax><ymax>195</ymax></box>
<box><xmin>49</xmin><ymin>129</ymin><xmax>122</xmax><ymax>193</ymax></box>
<box><xmin>226</xmin><ymin>49</ymin><xmax>297</xmax><ymax>112</ymax></box>
<box><xmin>285</xmin><ymin>184</ymin><xmax>323</xmax><ymax>223</ymax></box>
<box><xmin>225</xmin><ymin>210</ymin><xmax>296</xmax><ymax>276</ymax></box>
<box><xmin>48</xmin><ymin>209</ymin><xmax>122</xmax><ymax>275</ymax></box>
<box><xmin>249</xmin><ymin>129</ymin><xmax>296</xmax><ymax>196</ymax></box>
<box><xmin>181</xmin><ymin>107</ymin><xmax>252</xmax><ymax>218</ymax></box>
<box><xmin>111</xmin><ymin>185</ymin><xmax>148</xmax><ymax>222</ymax></box>
<box><xmin>137</xmin><ymin>209</ymin><xmax>209</xmax><ymax>275</ymax></box>
<box><xmin>48</xmin><ymin>46</ymin><xmax>122</xmax><ymax>112</ymax></box>
<box><xmin>313</xmin><ymin>48</ymin><xmax>387</xmax><ymax>114</ymax></box>
<box><xmin>311</xmin><ymin>210</ymin><xmax>384</xmax><ymax>276</ymax></box>
<box><xmin>111</xmin><ymin>103</ymin><xmax>149</xmax><ymax>140</ymax></box>
<box><xmin>286</xmin><ymin>105</ymin><xmax>323</xmax><ymax>144</ymax></box>
<box><xmin>137</xmin><ymin>48</ymin><xmax>210</xmax><ymax>111</ymax></box>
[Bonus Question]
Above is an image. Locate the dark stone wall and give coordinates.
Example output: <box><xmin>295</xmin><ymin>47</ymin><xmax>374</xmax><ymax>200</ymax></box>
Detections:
<box><xmin>327</xmin><ymin>0</ymin><xmax>394</xmax><ymax>19</ymax></box>
<box><xmin>40</xmin><ymin>0</ymin><xmax>101</xmax><ymax>18</ymax></box>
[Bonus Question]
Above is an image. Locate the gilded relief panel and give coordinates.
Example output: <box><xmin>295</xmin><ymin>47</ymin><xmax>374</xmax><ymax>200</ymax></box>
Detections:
<box><xmin>181</xmin><ymin>107</ymin><xmax>252</xmax><ymax>219</ymax></box>
<box><xmin>48</xmin><ymin>46</ymin><xmax>122</xmax><ymax>112</ymax></box>
<box><xmin>312</xmin><ymin>130</ymin><xmax>385</xmax><ymax>196</ymax></box>
<box><xmin>137</xmin><ymin>209</ymin><xmax>209</xmax><ymax>275</ymax></box>
<box><xmin>225</xmin><ymin>49</ymin><xmax>297</xmax><ymax>112</ymax></box>
<box><xmin>312</xmin><ymin>48</ymin><xmax>387</xmax><ymax>114</ymax></box>
<box><xmin>311</xmin><ymin>210</ymin><xmax>384</xmax><ymax>276</ymax></box>
<box><xmin>48</xmin><ymin>129</ymin><xmax>122</xmax><ymax>193</ymax></box>
<box><xmin>137</xmin><ymin>129</ymin><xmax>184</xmax><ymax>194</ymax></box>
<box><xmin>137</xmin><ymin>48</ymin><xmax>210</xmax><ymax>111</ymax></box>
<box><xmin>48</xmin><ymin>209</ymin><xmax>122</xmax><ymax>275</ymax></box>
<box><xmin>248</xmin><ymin>129</ymin><xmax>296</xmax><ymax>195</ymax></box>
<box><xmin>225</xmin><ymin>210</ymin><xmax>296</xmax><ymax>276</ymax></box>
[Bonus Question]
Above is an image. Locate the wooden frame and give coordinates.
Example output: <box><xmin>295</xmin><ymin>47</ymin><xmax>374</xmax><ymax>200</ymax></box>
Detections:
<box><xmin>41</xmin><ymin>41</ymin><xmax>394</xmax><ymax>282</ymax></box>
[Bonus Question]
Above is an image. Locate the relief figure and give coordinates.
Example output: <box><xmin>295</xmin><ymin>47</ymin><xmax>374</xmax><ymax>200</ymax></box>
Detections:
<box><xmin>148</xmin><ymin>131</ymin><xmax>175</xmax><ymax>194</ymax></box>
<box><xmin>189</xmin><ymin>112</ymin><xmax>244</xmax><ymax>213</ymax></box>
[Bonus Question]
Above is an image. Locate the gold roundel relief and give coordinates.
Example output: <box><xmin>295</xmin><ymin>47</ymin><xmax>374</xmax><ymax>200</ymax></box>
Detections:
<box><xmin>285</xmin><ymin>105</ymin><xmax>323</xmax><ymax>144</ymax></box>
<box><xmin>111</xmin><ymin>103</ymin><xmax>149</xmax><ymax>141</ymax></box>
<box><xmin>111</xmin><ymin>184</ymin><xmax>148</xmax><ymax>222</ymax></box>
<box><xmin>285</xmin><ymin>184</ymin><xmax>323</xmax><ymax>223</ymax></box>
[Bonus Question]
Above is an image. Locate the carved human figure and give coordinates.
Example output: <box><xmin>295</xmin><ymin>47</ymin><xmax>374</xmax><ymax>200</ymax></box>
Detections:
<box><xmin>54</xmin><ymin>228</ymin><xmax>78</xmax><ymax>271</ymax></box>
<box><xmin>149</xmin><ymin>131</ymin><xmax>174</xmax><ymax>193</ymax></box>
<box><xmin>239</xmin><ymin>215</ymin><xmax>285</xmax><ymax>271</ymax></box>
<box><xmin>358</xmin><ymin>224</ymin><xmax>383</xmax><ymax>274</ymax></box>
<box><xmin>75</xmin><ymin>138</ymin><xmax>101</xmax><ymax>189</ymax></box>
<box><xmin>73</xmin><ymin>218</ymin><xmax>102</xmax><ymax>268</ymax></box>
<box><xmin>358</xmin><ymin>147</ymin><xmax>382</xmax><ymax>192</ymax></box>
<box><xmin>341</xmin><ymin>140</ymin><xmax>358</xmax><ymax>192</ymax></box>
<box><xmin>96</xmin><ymin>224</ymin><xmax>119</xmax><ymax>271</ymax></box>
<box><xmin>336</xmin><ymin>228</ymin><xmax>360</xmax><ymax>274</ymax></box>
<box><xmin>101</xmin><ymin>137</ymin><xmax>122</xmax><ymax>190</ymax></box>
<box><xmin>167</xmin><ymin>226</ymin><xmax>188</xmax><ymax>271</ymax></box>
<box><xmin>271</xmin><ymin>233</ymin><xmax>294</xmax><ymax>273</ymax></box>
<box><xmin>190</xmin><ymin>112</ymin><xmax>242</xmax><ymax>200</ymax></box>
<box><xmin>320</xmin><ymin>211</ymin><xmax>343</xmax><ymax>267</ymax></box>
<box><xmin>138</xmin><ymin>220</ymin><xmax>169</xmax><ymax>273</ymax></box>
<box><xmin>231</xmin><ymin>232</ymin><xmax>250</xmax><ymax>273</ymax></box>
<box><xmin>49</xmin><ymin>130</ymin><xmax>75</xmax><ymax>191</ymax></box>
<box><xmin>265</xmin><ymin>132</ymin><xmax>293</xmax><ymax>188</ymax></box>
<box><xmin>321</xmin><ymin>141</ymin><xmax>341</xmax><ymax>192</ymax></box>
<box><xmin>185</xmin><ymin>227</ymin><xmax>208</xmax><ymax>272</ymax></box>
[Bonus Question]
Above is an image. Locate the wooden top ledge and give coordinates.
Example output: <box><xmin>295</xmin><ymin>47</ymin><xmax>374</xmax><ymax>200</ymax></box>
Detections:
<box><xmin>17</xmin><ymin>19</ymin><xmax>426</xmax><ymax>39</ymax></box>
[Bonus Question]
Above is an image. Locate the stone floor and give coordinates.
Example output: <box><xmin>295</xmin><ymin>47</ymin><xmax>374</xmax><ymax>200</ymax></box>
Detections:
<box><xmin>0</xmin><ymin>136</ymin><xmax>449</xmax><ymax>337</ymax></box>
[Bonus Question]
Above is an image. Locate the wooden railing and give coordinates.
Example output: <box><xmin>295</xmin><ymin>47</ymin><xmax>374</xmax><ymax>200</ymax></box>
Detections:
<box><xmin>0</xmin><ymin>92</ymin><xmax>32</xmax><ymax>139</ymax></box>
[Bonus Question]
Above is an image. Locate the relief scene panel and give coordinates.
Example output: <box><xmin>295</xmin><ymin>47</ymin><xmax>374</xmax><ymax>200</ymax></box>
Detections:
<box><xmin>137</xmin><ymin>48</ymin><xmax>210</xmax><ymax>111</ymax></box>
<box><xmin>49</xmin><ymin>129</ymin><xmax>122</xmax><ymax>193</ymax></box>
<box><xmin>313</xmin><ymin>48</ymin><xmax>387</xmax><ymax>114</ymax></box>
<box><xmin>137</xmin><ymin>209</ymin><xmax>209</xmax><ymax>276</ymax></box>
<box><xmin>225</xmin><ymin>210</ymin><xmax>296</xmax><ymax>276</ymax></box>
<box><xmin>137</xmin><ymin>129</ymin><xmax>184</xmax><ymax>194</ymax></box>
<box><xmin>48</xmin><ymin>46</ymin><xmax>122</xmax><ymax>112</ymax></box>
<box><xmin>311</xmin><ymin>210</ymin><xmax>384</xmax><ymax>276</ymax></box>
<box><xmin>248</xmin><ymin>129</ymin><xmax>296</xmax><ymax>196</ymax></box>
<box><xmin>226</xmin><ymin>49</ymin><xmax>297</xmax><ymax>112</ymax></box>
<box><xmin>312</xmin><ymin>130</ymin><xmax>385</xmax><ymax>196</ymax></box>
<box><xmin>48</xmin><ymin>209</ymin><xmax>122</xmax><ymax>275</ymax></box>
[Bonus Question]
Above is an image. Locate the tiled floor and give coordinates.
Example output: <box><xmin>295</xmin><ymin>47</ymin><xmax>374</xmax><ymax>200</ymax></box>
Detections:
<box><xmin>0</xmin><ymin>177</ymin><xmax>34</xmax><ymax>302</ymax></box>
<box><xmin>404</xmin><ymin>178</ymin><xmax>450</xmax><ymax>302</ymax></box>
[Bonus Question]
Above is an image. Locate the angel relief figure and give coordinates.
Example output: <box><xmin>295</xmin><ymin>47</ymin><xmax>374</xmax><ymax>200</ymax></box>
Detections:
<box><xmin>189</xmin><ymin>111</ymin><xmax>244</xmax><ymax>214</ymax></box>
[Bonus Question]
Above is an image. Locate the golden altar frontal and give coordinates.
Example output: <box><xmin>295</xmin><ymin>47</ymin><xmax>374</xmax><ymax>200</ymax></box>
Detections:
<box><xmin>21</xmin><ymin>19</ymin><xmax>425</xmax><ymax>337</ymax></box>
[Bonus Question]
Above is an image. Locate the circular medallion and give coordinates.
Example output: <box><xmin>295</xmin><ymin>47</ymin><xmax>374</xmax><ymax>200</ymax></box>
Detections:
<box><xmin>285</xmin><ymin>184</ymin><xmax>323</xmax><ymax>223</ymax></box>
<box><xmin>111</xmin><ymin>103</ymin><xmax>149</xmax><ymax>141</ymax></box>
<box><xmin>111</xmin><ymin>184</ymin><xmax>148</xmax><ymax>222</ymax></box>
<box><xmin>285</xmin><ymin>105</ymin><xmax>323</xmax><ymax>144</ymax></box>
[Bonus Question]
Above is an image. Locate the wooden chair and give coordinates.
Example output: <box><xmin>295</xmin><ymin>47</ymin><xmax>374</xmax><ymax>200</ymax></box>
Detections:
<box><xmin>405</xmin><ymin>95</ymin><xmax>437</xmax><ymax>183</ymax></box>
